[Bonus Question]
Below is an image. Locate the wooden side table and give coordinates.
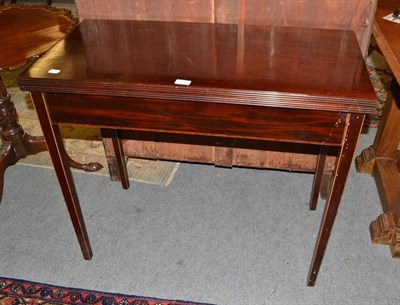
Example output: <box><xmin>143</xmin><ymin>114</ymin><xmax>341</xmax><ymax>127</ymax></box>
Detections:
<box><xmin>0</xmin><ymin>4</ymin><xmax>101</xmax><ymax>202</ymax></box>
<box><xmin>19</xmin><ymin>19</ymin><xmax>376</xmax><ymax>286</ymax></box>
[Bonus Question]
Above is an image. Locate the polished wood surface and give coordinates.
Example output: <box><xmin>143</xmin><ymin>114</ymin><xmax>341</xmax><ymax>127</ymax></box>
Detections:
<box><xmin>75</xmin><ymin>0</ymin><xmax>377</xmax><ymax>57</ymax></box>
<box><xmin>355</xmin><ymin>0</ymin><xmax>400</xmax><ymax>257</ymax></box>
<box><xmin>0</xmin><ymin>4</ymin><xmax>76</xmax><ymax>70</ymax></box>
<box><xmin>74</xmin><ymin>0</ymin><xmax>377</xmax><ymax>185</ymax></box>
<box><xmin>20</xmin><ymin>20</ymin><xmax>375</xmax><ymax>113</ymax></box>
<box><xmin>19</xmin><ymin>20</ymin><xmax>376</xmax><ymax>286</ymax></box>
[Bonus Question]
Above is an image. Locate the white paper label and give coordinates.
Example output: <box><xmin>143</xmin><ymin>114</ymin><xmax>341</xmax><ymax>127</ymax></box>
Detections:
<box><xmin>383</xmin><ymin>13</ymin><xmax>400</xmax><ymax>24</ymax></box>
<box><xmin>174</xmin><ymin>79</ymin><xmax>191</xmax><ymax>86</ymax></box>
<box><xmin>48</xmin><ymin>69</ymin><xmax>61</xmax><ymax>74</ymax></box>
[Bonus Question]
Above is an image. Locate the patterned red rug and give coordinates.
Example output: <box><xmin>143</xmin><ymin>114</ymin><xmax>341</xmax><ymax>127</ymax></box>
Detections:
<box><xmin>0</xmin><ymin>277</ymin><xmax>214</xmax><ymax>305</ymax></box>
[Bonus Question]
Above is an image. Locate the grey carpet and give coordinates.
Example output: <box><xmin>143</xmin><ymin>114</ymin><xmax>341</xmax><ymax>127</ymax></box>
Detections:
<box><xmin>1</xmin><ymin>127</ymin><xmax>399</xmax><ymax>305</ymax></box>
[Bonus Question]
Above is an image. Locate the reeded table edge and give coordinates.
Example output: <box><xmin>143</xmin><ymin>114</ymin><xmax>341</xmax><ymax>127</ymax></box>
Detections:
<box><xmin>18</xmin><ymin>77</ymin><xmax>377</xmax><ymax>114</ymax></box>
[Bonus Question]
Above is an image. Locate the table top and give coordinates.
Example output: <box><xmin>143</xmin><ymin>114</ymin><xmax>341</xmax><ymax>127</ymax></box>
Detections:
<box><xmin>374</xmin><ymin>0</ymin><xmax>400</xmax><ymax>84</ymax></box>
<box><xmin>0</xmin><ymin>4</ymin><xmax>76</xmax><ymax>70</ymax></box>
<box><xmin>19</xmin><ymin>19</ymin><xmax>376</xmax><ymax>114</ymax></box>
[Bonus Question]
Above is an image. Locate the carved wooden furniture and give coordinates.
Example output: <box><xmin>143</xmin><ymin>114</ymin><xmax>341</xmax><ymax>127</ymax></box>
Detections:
<box><xmin>356</xmin><ymin>0</ymin><xmax>400</xmax><ymax>257</ymax></box>
<box><xmin>19</xmin><ymin>19</ymin><xmax>376</xmax><ymax>286</ymax></box>
<box><xmin>75</xmin><ymin>0</ymin><xmax>378</xmax><ymax>191</ymax></box>
<box><xmin>0</xmin><ymin>4</ymin><xmax>101</xmax><ymax>202</ymax></box>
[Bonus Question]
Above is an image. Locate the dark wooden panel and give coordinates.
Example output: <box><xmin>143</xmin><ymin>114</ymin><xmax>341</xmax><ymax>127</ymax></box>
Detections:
<box><xmin>44</xmin><ymin>93</ymin><xmax>346</xmax><ymax>146</ymax></box>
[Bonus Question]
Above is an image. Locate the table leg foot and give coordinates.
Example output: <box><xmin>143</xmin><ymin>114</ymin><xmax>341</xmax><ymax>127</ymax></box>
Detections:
<box><xmin>370</xmin><ymin>212</ymin><xmax>396</xmax><ymax>244</ymax></box>
<box><xmin>19</xmin><ymin>133</ymin><xmax>103</xmax><ymax>172</ymax></box>
<box><xmin>370</xmin><ymin>212</ymin><xmax>400</xmax><ymax>258</ymax></box>
<box><xmin>23</xmin><ymin>134</ymin><xmax>103</xmax><ymax>172</ymax></box>
<box><xmin>67</xmin><ymin>156</ymin><xmax>103</xmax><ymax>172</ymax></box>
<box><xmin>355</xmin><ymin>145</ymin><xmax>376</xmax><ymax>174</ymax></box>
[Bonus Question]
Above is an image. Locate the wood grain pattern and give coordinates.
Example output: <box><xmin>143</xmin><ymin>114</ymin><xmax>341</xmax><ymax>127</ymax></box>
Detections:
<box><xmin>43</xmin><ymin>93</ymin><xmax>347</xmax><ymax>146</ymax></box>
<box><xmin>75</xmin><ymin>0</ymin><xmax>377</xmax><ymax>57</ymax></box>
<box><xmin>19</xmin><ymin>20</ymin><xmax>376</xmax><ymax>114</ymax></box>
<box><xmin>71</xmin><ymin>1</ymin><xmax>377</xmax><ymax>181</ymax></box>
<box><xmin>0</xmin><ymin>4</ymin><xmax>77</xmax><ymax>70</ymax></box>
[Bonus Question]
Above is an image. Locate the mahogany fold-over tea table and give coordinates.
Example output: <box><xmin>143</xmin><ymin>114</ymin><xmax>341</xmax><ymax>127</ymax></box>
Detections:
<box><xmin>18</xmin><ymin>19</ymin><xmax>376</xmax><ymax>286</ymax></box>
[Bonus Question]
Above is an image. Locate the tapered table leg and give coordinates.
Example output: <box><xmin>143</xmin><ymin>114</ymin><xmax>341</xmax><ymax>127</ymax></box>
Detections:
<box><xmin>308</xmin><ymin>113</ymin><xmax>364</xmax><ymax>286</ymax></box>
<box><xmin>30</xmin><ymin>92</ymin><xmax>92</xmax><ymax>259</ymax></box>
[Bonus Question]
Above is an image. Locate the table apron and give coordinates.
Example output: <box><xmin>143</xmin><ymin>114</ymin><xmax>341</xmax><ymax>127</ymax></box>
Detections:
<box><xmin>43</xmin><ymin>92</ymin><xmax>347</xmax><ymax>146</ymax></box>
